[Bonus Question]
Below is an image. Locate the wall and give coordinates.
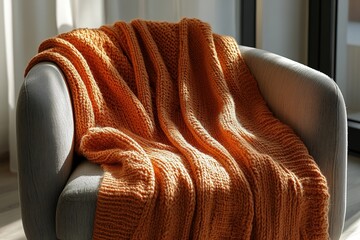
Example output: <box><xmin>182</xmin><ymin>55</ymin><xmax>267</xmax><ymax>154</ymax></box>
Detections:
<box><xmin>256</xmin><ymin>0</ymin><xmax>308</xmax><ymax>64</ymax></box>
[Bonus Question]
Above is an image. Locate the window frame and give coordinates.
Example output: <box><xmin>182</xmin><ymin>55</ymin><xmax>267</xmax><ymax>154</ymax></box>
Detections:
<box><xmin>239</xmin><ymin>0</ymin><xmax>256</xmax><ymax>47</ymax></box>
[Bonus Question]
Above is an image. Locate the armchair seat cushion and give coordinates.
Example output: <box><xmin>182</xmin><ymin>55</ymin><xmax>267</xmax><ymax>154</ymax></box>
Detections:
<box><xmin>56</xmin><ymin>161</ymin><xmax>103</xmax><ymax>240</ymax></box>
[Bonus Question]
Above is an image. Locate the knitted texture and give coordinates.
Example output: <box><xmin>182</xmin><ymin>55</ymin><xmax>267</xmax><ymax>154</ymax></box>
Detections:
<box><xmin>26</xmin><ymin>19</ymin><xmax>329</xmax><ymax>239</ymax></box>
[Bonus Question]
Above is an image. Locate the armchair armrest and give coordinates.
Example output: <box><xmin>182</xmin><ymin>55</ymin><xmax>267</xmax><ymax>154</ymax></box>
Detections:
<box><xmin>17</xmin><ymin>62</ymin><xmax>75</xmax><ymax>239</ymax></box>
<box><xmin>240</xmin><ymin>46</ymin><xmax>347</xmax><ymax>239</ymax></box>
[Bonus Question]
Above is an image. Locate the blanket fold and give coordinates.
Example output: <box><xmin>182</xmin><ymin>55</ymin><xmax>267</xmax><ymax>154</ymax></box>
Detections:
<box><xmin>26</xmin><ymin>18</ymin><xmax>329</xmax><ymax>239</ymax></box>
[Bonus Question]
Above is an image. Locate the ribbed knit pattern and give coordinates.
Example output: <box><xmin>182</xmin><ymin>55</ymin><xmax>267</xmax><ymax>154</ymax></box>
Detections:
<box><xmin>25</xmin><ymin>19</ymin><xmax>329</xmax><ymax>239</ymax></box>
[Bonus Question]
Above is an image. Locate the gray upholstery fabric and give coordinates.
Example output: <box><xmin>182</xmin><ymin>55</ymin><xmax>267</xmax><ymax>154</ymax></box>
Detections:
<box><xmin>56</xmin><ymin>160</ymin><xmax>103</xmax><ymax>240</ymax></box>
<box><xmin>240</xmin><ymin>46</ymin><xmax>347</xmax><ymax>240</ymax></box>
<box><xmin>17</xmin><ymin>62</ymin><xmax>75</xmax><ymax>239</ymax></box>
<box><xmin>17</xmin><ymin>47</ymin><xmax>347</xmax><ymax>240</ymax></box>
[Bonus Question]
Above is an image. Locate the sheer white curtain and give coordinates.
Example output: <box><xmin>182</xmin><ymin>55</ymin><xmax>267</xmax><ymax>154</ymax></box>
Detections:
<box><xmin>1</xmin><ymin>0</ymin><xmax>58</xmax><ymax>172</ymax></box>
<box><xmin>57</xmin><ymin>0</ymin><xmax>238</xmax><ymax>38</ymax></box>
<box><xmin>1</xmin><ymin>0</ymin><xmax>238</xmax><ymax>172</ymax></box>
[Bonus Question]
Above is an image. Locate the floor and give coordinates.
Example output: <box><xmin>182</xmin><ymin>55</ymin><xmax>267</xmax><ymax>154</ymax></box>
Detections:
<box><xmin>345</xmin><ymin>154</ymin><xmax>360</xmax><ymax>221</ymax></box>
<box><xmin>340</xmin><ymin>153</ymin><xmax>360</xmax><ymax>239</ymax></box>
<box><xmin>0</xmin><ymin>155</ymin><xmax>360</xmax><ymax>240</ymax></box>
<box><xmin>0</xmin><ymin>159</ymin><xmax>26</xmax><ymax>240</ymax></box>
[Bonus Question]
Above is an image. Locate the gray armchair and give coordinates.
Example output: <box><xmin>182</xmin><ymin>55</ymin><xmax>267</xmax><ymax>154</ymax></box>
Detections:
<box><xmin>17</xmin><ymin>46</ymin><xmax>347</xmax><ymax>239</ymax></box>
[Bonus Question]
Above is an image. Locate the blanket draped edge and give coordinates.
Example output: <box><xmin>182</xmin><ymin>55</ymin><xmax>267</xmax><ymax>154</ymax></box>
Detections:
<box><xmin>25</xmin><ymin>18</ymin><xmax>329</xmax><ymax>239</ymax></box>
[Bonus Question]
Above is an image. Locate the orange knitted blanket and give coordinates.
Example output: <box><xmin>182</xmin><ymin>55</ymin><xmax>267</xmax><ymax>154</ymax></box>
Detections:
<box><xmin>26</xmin><ymin>19</ymin><xmax>329</xmax><ymax>239</ymax></box>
